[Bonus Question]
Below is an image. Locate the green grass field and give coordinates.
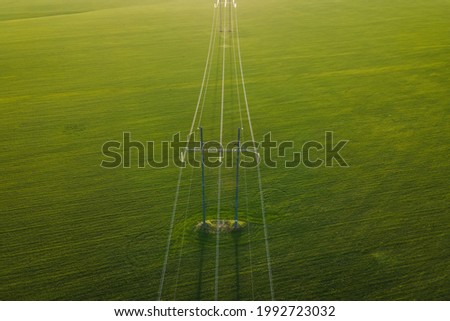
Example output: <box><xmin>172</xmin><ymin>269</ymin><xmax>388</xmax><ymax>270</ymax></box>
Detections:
<box><xmin>1</xmin><ymin>0</ymin><xmax>449</xmax><ymax>300</ymax></box>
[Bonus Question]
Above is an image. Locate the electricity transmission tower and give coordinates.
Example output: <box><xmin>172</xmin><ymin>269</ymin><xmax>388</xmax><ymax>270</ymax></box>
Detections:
<box><xmin>159</xmin><ymin>0</ymin><xmax>274</xmax><ymax>301</ymax></box>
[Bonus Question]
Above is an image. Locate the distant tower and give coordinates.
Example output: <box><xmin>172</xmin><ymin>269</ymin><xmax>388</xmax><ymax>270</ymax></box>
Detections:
<box><xmin>217</xmin><ymin>0</ymin><xmax>233</xmax><ymax>32</ymax></box>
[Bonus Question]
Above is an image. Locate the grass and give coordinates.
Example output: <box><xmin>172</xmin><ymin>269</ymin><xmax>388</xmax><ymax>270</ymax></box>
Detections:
<box><xmin>0</xmin><ymin>0</ymin><xmax>449</xmax><ymax>300</ymax></box>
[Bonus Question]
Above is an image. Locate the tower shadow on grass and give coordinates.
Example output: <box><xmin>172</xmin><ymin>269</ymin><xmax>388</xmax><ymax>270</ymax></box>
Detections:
<box><xmin>195</xmin><ymin>221</ymin><xmax>246</xmax><ymax>300</ymax></box>
<box><xmin>196</xmin><ymin>232</ymin><xmax>212</xmax><ymax>300</ymax></box>
<box><xmin>233</xmin><ymin>232</ymin><xmax>241</xmax><ymax>300</ymax></box>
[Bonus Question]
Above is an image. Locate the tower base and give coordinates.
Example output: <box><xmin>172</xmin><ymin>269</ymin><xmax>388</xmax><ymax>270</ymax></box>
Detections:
<box><xmin>196</xmin><ymin>219</ymin><xmax>246</xmax><ymax>234</ymax></box>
